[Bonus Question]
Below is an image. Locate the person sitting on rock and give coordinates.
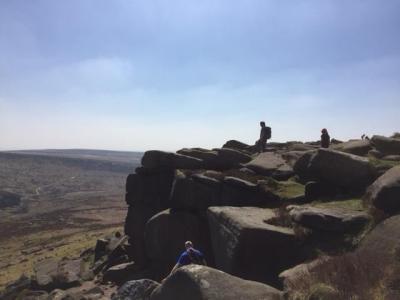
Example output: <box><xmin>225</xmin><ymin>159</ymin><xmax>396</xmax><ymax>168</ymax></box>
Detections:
<box><xmin>257</xmin><ymin>121</ymin><xmax>271</xmax><ymax>153</ymax></box>
<box><xmin>163</xmin><ymin>241</ymin><xmax>206</xmax><ymax>282</ymax></box>
<box><xmin>321</xmin><ymin>128</ymin><xmax>330</xmax><ymax>148</ymax></box>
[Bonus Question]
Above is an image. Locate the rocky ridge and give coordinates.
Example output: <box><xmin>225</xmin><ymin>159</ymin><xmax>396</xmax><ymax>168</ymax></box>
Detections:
<box><xmin>2</xmin><ymin>134</ymin><xmax>400</xmax><ymax>299</ymax></box>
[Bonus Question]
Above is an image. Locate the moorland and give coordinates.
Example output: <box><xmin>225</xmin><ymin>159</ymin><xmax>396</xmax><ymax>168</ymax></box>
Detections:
<box><xmin>0</xmin><ymin>149</ymin><xmax>142</xmax><ymax>289</ymax></box>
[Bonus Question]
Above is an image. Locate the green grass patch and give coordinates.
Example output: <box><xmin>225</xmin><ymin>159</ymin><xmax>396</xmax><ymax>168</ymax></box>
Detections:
<box><xmin>369</xmin><ymin>157</ymin><xmax>400</xmax><ymax>170</ymax></box>
<box><xmin>262</xmin><ymin>177</ymin><xmax>305</xmax><ymax>199</ymax></box>
<box><xmin>312</xmin><ymin>198</ymin><xmax>365</xmax><ymax>211</ymax></box>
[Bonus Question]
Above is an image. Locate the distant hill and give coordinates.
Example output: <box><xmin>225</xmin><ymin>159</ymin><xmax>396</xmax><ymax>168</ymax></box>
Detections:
<box><xmin>0</xmin><ymin>149</ymin><xmax>143</xmax><ymax>174</ymax></box>
<box><xmin>4</xmin><ymin>149</ymin><xmax>143</xmax><ymax>163</ymax></box>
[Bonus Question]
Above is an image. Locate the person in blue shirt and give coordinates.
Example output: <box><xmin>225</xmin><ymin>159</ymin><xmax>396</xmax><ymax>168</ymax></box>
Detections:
<box><xmin>163</xmin><ymin>241</ymin><xmax>207</xmax><ymax>282</ymax></box>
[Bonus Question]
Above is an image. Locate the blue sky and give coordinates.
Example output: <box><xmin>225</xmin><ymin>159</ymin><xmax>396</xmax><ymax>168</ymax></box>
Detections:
<box><xmin>1</xmin><ymin>0</ymin><xmax>399</xmax><ymax>151</ymax></box>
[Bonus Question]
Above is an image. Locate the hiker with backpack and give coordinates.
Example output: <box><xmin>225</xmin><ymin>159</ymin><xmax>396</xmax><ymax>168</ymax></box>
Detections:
<box><xmin>257</xmin><ymin>121</ymin><xmax>271</xmax><ymax>152</ymax></box>
<box><xmin>162</xmin><ymin>241</ymin><xmax>206</xmax><ymax>282</ymax></box>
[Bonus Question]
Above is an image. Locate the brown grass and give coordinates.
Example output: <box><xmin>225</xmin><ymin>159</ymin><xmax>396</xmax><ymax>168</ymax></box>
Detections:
<box><xmin>287</xmin><ymin>244</ymin><xmax>400</xmax><ymax>299</ymax></box>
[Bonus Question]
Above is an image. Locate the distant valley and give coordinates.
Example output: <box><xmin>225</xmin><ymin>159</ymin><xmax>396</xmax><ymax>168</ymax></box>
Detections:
<box><xmin>0</xmin><ymin>149</ymin><xmax>142</xmax><ymax>288</ymax></box>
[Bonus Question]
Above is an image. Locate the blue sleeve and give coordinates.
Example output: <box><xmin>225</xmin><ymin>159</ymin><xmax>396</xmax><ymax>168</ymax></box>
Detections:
<box><xmin>177</xmin><ymin>252</ymin><xmax>188</xmax><ymax>265</ymax></box>
<box><xmin>196</xmin><ymin>250</ymin><xmax>204</xmax><ymax>259</ymax></box>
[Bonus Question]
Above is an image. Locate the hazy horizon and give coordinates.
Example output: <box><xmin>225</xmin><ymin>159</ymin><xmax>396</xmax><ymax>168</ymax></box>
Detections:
<box><xmin>1</xmin><ymin>0</ymin><xmax>399</xmax><ymax>151</ymax></box>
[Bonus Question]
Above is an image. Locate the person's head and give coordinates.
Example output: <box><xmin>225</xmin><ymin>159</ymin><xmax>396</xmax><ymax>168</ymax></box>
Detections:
<box><xmin>321</xmin><ymin>128</ymin><xmax>328</xmax><ymax>134</ymax></box>
<box><xmin>185</xmin><ymin>241</ymin><xmax>193</xmax><ymax>250</ymax></box>
<box><xmin>260</xmin><ymin>121</ymin><xmax>265</xmax><ymax>128</ymax></box>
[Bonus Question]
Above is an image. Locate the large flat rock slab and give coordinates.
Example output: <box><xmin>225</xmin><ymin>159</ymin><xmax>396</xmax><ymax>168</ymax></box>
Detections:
<box><xmin>150</xmin><ymin>265</ymin><xmax>283</xmax><ymax>300</ymax></box>
<box><xmin>207</xmin><ymin>206</ymin><xmax>305</xmax><ymax>288</ymax></box>
<box><xmin>334</xmin><ymin>139</ymin><xmax>372</xmax><ymax>156</ymax></box>
<box><xmin>245</xmin><ymin>152</ymin><xmax>294</xmax><ymax>179</ymax></box>
<box><xmin>371</xmin><ymin>135</ymin><xmax>400</xmax><ymax>155</ymax></box>
<box><xmin>288</xmin><ymin>206</ymin><xmax>370</xmax><ymax>232</ymax></box>
<box><xmin>141</xmin><ymin>150</ymin><xmax>203</xmax><ymax>169</ymax></box>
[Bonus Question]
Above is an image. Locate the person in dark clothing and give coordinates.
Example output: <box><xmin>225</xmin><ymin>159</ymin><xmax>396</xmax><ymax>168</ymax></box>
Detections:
<box><xmin>163</xmin><ymin>241</ymin><xmax>207</xmax><ymax>282</ymax></box>
<box><xmin>257</xmin><ymin>121</ymin><xmax>271</xmax><ymax>152</ymax></box>
<box><xmin>321</xmin><ymin>128</ymin><xmax>330</xmax><ymax>148</ymax></box>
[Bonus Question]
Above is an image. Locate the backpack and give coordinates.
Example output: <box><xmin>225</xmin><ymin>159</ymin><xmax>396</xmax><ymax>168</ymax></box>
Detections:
<box><xmin>265</xmin><ymin>127</ymin><xmax>271</xmax><ymax>139</ymax></box>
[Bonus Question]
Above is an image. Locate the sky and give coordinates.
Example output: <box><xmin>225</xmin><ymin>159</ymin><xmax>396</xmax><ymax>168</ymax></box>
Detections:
<box><xmin>0</xmin><ymin>0</ymin><xmax>399</xmax><ymax>151</ymax></box>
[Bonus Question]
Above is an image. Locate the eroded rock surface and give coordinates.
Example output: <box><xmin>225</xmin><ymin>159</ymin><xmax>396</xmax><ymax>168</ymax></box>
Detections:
<box><xmin>150</xmin><ymin>265</ymin><xmax>283</xmax><ymax>300</ymax></box>
<box><xmin>207</xmin><ymin>206</ymin><xmax>304</xmax><ymax>288</ymax></box>
<box><xmin>288</xmin><ymin>206</ymin><xmax>370</xmax><ymax>232</ymax></box>
<box><xmin>364</xmin><ymin>165</ymin><xmax>400</xmax><ymax>214</ymax></box>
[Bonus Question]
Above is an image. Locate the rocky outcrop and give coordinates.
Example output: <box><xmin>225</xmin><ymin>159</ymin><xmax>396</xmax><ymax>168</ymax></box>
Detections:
<box><xmin>169</xmin><ymin>171</ymin><xmax>222</xmax><ymax>212</ymax></box>
<box><xmin>334</xmin><ymin>139</ymin><xmax>372</xmax><ymax>156</ymax></box>
<box><xmin>371</xmin><ymin>135</ymin><xmax>400</xmax><ymax>155</ymax></box>
<box><xmin>364</xmin><ymin>165</ymin><xmax>400</xmax><ymax>214</ymax></box>
<box><xmin>112</xmin><ymin>279</ymin><xmax>160</xmax><ymax>300</ymax></box>
<box><xmin>222</xmin><ymin>140</ymin><xmax>255</xmax><ymax>153</ymax></box>
<box><xmin>124</xmin><ymin>167</ymin><xmax>175</xmax><ymax>265</ymax></box>
<box><xmin>141</xmin><ymin>150</ymin><xmax>203</xmax><ymax>169</ymax></box>
<box><xmin>288</xmin><ymin>206</ymin><xmax>370</xmax><ymax>232</ymax></box>
<box><xmin>150</xmin><ymin>265</ymin><xmax>283</xmax><ymax>300</ymax></box>
<box><xmin>220</xmin><ymin>176</ymin><xmax>271</xmax><ymax>207</ymax></box>
<box><xmin>103</xmin><ymin>262</ymin><xmax>138</xmax><ymax>284</ymax></box>
<box><xmin>293</xmin><ymin>150</ymin><xmax>316</xmax><ymax>182</ymax></box>
<box><xmin>245</xmin><ymin>152</ymin><xmax>294</xmax><ymax>179</ymax></box>
<box><xmin>301</xmin><ymin>149</ymin><xmax>377</xmax><ymax>188</ymax></box>
<box><xmin>32</xmin><ymin>258</ymin><xmax>82</xmax><ymax>291</ymax></box>
<box><xmin>144</xmin><ymin>209</ymin><xmax>212</xmax><ymax>278</ymax></box>
<box><xmin>279</xmin><ymin>256</ymin><xmax>331</xmax><ymax>291</ymax></box>
<box><xmin>207</xmin><ymin>206</ymin><xmax>305</xmax><ymax>288</ymax></box>
<box><xmin>178</xmin><ymin>147</ymin><xmax>253</xmax><ymax>170</ymax></box>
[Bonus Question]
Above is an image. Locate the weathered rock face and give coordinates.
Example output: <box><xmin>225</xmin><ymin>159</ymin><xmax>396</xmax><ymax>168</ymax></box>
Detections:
<box><xmin>288</xmin><ymin>206</ymin><xmax>370</xmax><ymax>232</ymax></box>
<box><xmin>304</xmin><ymin>181</ymin><xmax>337</xmax><ymax>202</ymax></box>
<box><xmin>125</xmin><ymin>168</ymin><xmax>175</xmax><ymax>208</ymax></box>
<box><xmin>282</xmin><ymin>151</ymin><xmax>311</xmax><ymax>168</ymax></box>
<box><xmin>279</xmin><ymin>256</ymin><xmax>331</xmax><ymax>291</ymax></box>
<box><xmin>222</xmin><ymin>140</ymin><xmax>255</xmax><ymax>153</ymax></box>
<box><xmin>371</xmin><ymin>135</ymin><xmax>400</xmax><ymax>155</ymax></box>
<box><xmin>293</xmin><ymin>150</ymin><xmax>316</xmax><ymax>182</ymax></box>
<box><xmin>145</xmin><ymin>209</ymin><xmax>213</xmax><ymax>278</ymax></box>
<box><xmin>306</xmin><ymin>149</ymin><xmax>376</xmax><ymax>188</ymax></box>
<box><xmin>32</xmin><ymin>258</ymin><xmax>82</xmax><ymax>291</ymax></box>
<box><xmin>169</xmin><ymin>172</ymin><xmax>222</xmax><ymax>212</ymax></box>
<box><xmin>213</xmin><ymin>148</ymin><xmax>253</xmax><ymax>169</ymax></box>
<box><xmin>103</xmin><ymin>262</ymin><xmax>138</xmax><ymax>284</ymax></box>
<box><xmin>207</xmin><ymin>206</ymin><xmax>305</xmax><ymax>288</ymax></box>
<box><xmin>359</xmin><ymin>214</ymin><xmax>400</xmax><ymax>253</ymax></box>
<box><xmin>221</xmin><ymin>177</ymin><xmax>271</xmax><ymax>207</ymax></box>
<box><xmin>141</xmin><ymin>150</ymin><xmax>203</xmax><ymax>169</ymax></box>
<box><xmin>245</xmin><ymin>152</ymin><xmax>294</xmax><ymax>179</ymax></box>
<box><xmin>177</xmin><ymin>147</ymin><xmax>252</xmax><ymax>170</ymax></box>
<box><xmin>364</xmin><ymin>165</ymin><xmax>400</xmax><ymax>214</ymax></box>
<box><xmin>124</xmin><ymin>205</ymin><xmax>159</xmax><ymax>266</ymax></box>
<box><xmin>124</xmin><ymin>167</ymin><xmax>175</xmax><ymax>265</ymax></box>
<box><xmin>112</xmin><ymin>279</ymin><xmax>160</xmax><ymax>300</ymax></box>
<box><xmin>334</xmin><ymin>139</ymin><xmax>372</xmax><ymax>156</ymax></box>
<box><xmin>150</xmin><ymin>265</ymin><xmax>283</xmax><ymax>300</ymax></box>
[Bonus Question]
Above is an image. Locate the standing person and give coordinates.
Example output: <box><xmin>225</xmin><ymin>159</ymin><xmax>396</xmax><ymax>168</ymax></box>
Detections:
<box><xmin>321</xmin><ymin>128</ymin><xmax>330</xmax><ymax>148</ymax></box>
<box><xmin>163</xmin><ymin>241</ymin><xmax>206</xmax><ymax>282</ymax></box>
<box><xmin>258</xmin><ymin>121</ymin><xmax>271</xmax><ymax>152</ymax></box>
